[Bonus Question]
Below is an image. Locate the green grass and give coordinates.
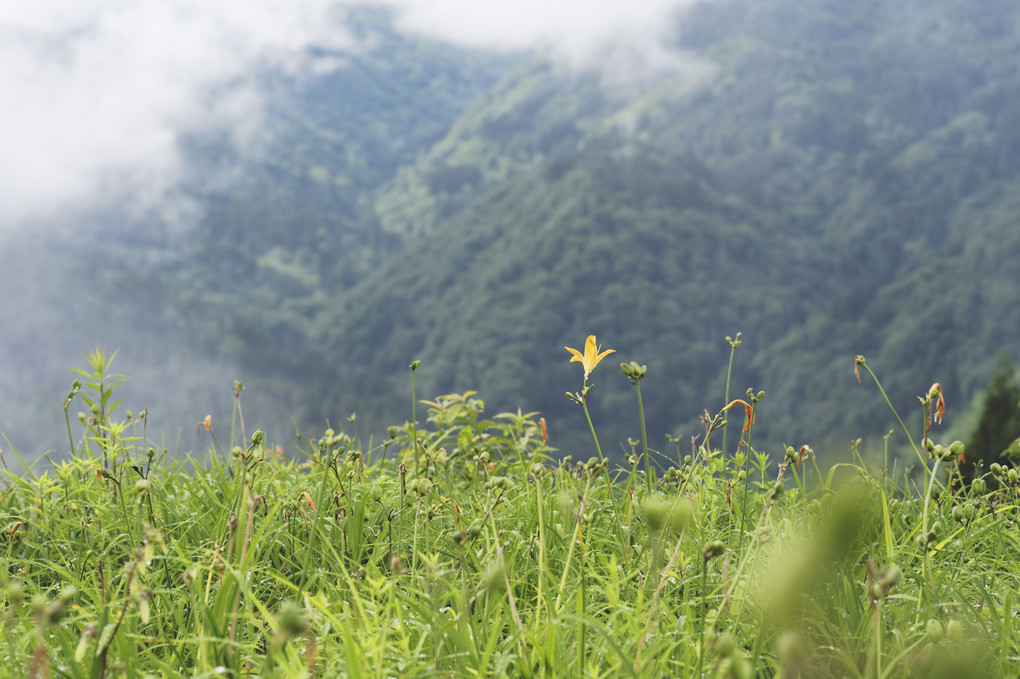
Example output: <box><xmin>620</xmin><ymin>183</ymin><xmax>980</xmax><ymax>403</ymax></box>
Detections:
<box><xmin>1</xmin><ymin>347</ymin><xmax>1017</xmax><ymax>678</ymax></box>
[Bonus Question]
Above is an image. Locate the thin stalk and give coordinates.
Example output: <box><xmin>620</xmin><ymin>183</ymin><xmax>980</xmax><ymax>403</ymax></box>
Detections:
<box><xmin>696</xmin><ymin>559</ymin><xmax>709</xmax><ymax>678</ymax></box>
<box><xmin>576</xmin><ymin>536</ymin><xmax>586</xmax><ymax>679</ymax></box>
<box><xmin>579</xmin><ymin>383</ymin><xmax>599</xmax><ymax>462</ymax></box>
<box><xmin>917</xmin><ymin>456</ymin><xmax>942</xmax><ymax>613</ymax></box>
<box><xmin>634</xmin><ymin>381</ymin><xmax>651</xmax><ymax>495</ymax></box>
<box><xmin>535</xmin><ymin>476</ymin><xmax>547</xmax><ymax>623</ymax></box>
<box><xmin>858</xmin><ymin>361</ymin><xmax>927</xmax><ymax>472</ymax></box>
<box><xmin>554</xmin><ymin>478</ymin><xmax>592</xmax><ymax>613</ymax></box>
<box><xmin>64</xmin><ymin>407</ymin><xmax>76</xmax><ymax>460</ymax></box>
<box><xmin>410</xmin><ymin>363</ymin><xmax>420</xmax><ymax>474</ymax></box>
<box><xmin>722</xmin><ymin>336</ymin><xmax>740</xmax><ymax>456</ymax></box>
<box><xmin>579</xmin><ymin>390</ymin><xmax>622</xmax><ymax>515</ymax></box>
<box><xmin>737</xmin><ymin>416</ymin><xmax>755</xmax><ymax>553</ymax></box>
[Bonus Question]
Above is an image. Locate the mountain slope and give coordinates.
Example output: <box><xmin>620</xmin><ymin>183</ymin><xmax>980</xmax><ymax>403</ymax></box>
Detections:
<box><xmin>306</xmin><ymin>0</ymin><xmax>1020</xmax><ymax>459</ymax></box>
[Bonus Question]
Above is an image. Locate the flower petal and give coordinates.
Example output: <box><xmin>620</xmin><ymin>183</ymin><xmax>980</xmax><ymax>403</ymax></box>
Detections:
<box><xmin>591</xmin><ymin>348</ymin><xmax>616</xmax><ymax>372</ymax></box>
<box><xmin>584</xmin><ymin>335</ymin><xmax>598</xmax><ymax>364</ymax></box>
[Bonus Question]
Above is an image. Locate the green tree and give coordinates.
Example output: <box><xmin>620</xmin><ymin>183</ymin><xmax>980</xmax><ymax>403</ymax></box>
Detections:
<box><xmin>965</xmin><ymin>353</ymin><xmax>1020</xmax><ymax>468</ymax></box>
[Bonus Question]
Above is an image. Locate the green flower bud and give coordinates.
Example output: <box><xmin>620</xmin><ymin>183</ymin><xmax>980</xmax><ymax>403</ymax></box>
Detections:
<box><xmin>963</xmin><ymin>503</ymin><xmax>976</xmax><ymax>521</ymax></box>
<box><xmin>483</xmin><ymin>560</ymin><xmax>505</xmax><ymax>594</ymax></box>
<box><xmin>951</xmin><ymin>505</ymin><xmax>964</xmax><ymax>522</ymax></box>
<box><xmin>277</xmin><ymin>600</ymin><xmax>308</xmax><ymax>637</ymax></box>
<box><xmin>5</xmin><ymin>581</ymin><xmax>24</xmax><ymax>605</ymax></box>
<box><xmin>642</xmin><ymin>496</ymin><xmax>670</xmax><ymax>531</ymax></box>
<box><xmin>251</xmin><ymin>430</ymin><xmax>264</xmax><ymax>447</ymax></box>
<box><xmin>950</xmin><ymin>441</ymin><xmax>964</xmax><ymax>457</ymax></box>
<box><xmin>30</xmin><ymin>594</ymin><xmax>48</xmax><ymax>614</ymax></box>
<box><xmin>730</xmin><ymin>656</ymin><xmax>753</xmax><ymax>679</ymax></box>
<box><xmin>702</xmin><ymin>540</ymin><xmax>725</xmax><ymax>561</ymax></box>
<box><xmin>972</xmin><ymin>478</ymin><xmax>986</xmax><ymax>494</ymax></box>
<box><xmin>59</xmin><ymin>586</ymin><xmax>78</xmax><ymax>604</ymax></box>
<box><xmin>925</xmin><ymin>619</ymin><xmax>944</xmax><ymax>641</ymax></box>
<box><xmin>1009</xmin><ymin>468</ymin><xmax>1018</xmax><ymax>484</ymax></box>
<box><xmin>715</xmin><ymin>632</ymin><xmax>737</xmax><ymax>657</ymax></box>
<box><xmin>946</xmin><ymin>619</ymin><xmax>964</xmax><ymax>641</ymax></box>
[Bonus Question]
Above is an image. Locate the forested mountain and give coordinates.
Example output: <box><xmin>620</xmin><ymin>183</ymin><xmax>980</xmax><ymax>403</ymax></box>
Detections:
<box><xmin>304</xmin><ymin>0</ymin><xmax>1020</xmax><ymax>459</ymax></box>
<box><xmin>4</xmin><ymin>0</ymin><xmax>1019</xmax><ymax>465</ymax></box>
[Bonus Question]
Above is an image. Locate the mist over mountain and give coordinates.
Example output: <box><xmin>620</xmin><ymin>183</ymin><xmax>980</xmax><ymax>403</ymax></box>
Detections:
<box><xmin>3</xmin><ymin>0</ymin><xmax>1019</xmax><ymax>469</ymax></box>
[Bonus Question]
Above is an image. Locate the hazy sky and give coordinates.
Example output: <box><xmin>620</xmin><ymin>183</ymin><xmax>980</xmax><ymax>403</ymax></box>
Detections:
<box><xmin>0</xmin><ymin>0</ymin><xmax>701</xmax><ymax>227</ymax></box>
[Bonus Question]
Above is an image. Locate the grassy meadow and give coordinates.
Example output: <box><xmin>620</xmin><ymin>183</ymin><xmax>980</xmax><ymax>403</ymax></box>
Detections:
<box><xmin>1</xmin><ymin>342</ymin><xmax>1016</xmax><ymax>678</ymax></box>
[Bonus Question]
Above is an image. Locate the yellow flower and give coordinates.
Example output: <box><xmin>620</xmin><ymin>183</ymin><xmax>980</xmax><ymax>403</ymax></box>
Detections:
<box><xmin>565</xmin><ymin>335</ymin><xmax>615</xmax><ymax>378</ymax></box>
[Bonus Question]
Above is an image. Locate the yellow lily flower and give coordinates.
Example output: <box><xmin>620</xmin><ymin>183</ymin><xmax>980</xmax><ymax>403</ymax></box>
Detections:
<box><xmin>565</xmin><ymin>335</ymin><xmax>615</xmax><ymax>378</ymax></box>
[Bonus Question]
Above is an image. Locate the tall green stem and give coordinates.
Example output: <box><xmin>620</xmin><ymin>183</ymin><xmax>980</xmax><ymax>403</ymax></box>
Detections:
<box><xmin>859</xmin><ymin>361</ymin><xmax>927</xmax><ymax>472</ymax></box>
<box><xmin>696</xmin><ymin>560</ymin><xmax>709</xmax><ymax>678</ymax></box>
<box><xmin>634</xmin><ymin>382</ymin><xmax>651</xmax><ymax>494</ymax></box>
<box><xmin>722</xmin><ymin>335</ymin><xmax>740</xmax><ymax>456</ymax></box>
<box><xmin>410</xmin><ymin>361</ymin><xmax>420</xmax><ymax>474</ymax></box>
<box><xmin>738</xmin><ymin>419</ymin><xmax>754</xmax><ymax>551</ymax></box>
<box><xmin>579</xmin><ymin>386</ymin><xmax>604</xmax><ymax>464</ymax></box>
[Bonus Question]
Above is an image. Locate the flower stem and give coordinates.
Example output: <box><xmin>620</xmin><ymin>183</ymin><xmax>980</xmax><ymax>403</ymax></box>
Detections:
<box><xmin>580</xmin><ymin>385</ymin><xmax>605</xmax><ymax>465</ymax></box>
<box><xmin>410</xmin><ymin>363</ymin><xmax>419</xmax><ymax>474</ymax></box>
<box><xmin>633</xmin><ymin>381</ymin><xmax>652</xmax><ymax>494</ymax></box>
<box><xmin>722</xmin><ymin>340</ymin><xmax>739</xmax><ymax>456</ymax></box>
<box><xmin>859</xmin><ymin>362</ymin><xmax>927</xmax><ymax>472</ymax></box>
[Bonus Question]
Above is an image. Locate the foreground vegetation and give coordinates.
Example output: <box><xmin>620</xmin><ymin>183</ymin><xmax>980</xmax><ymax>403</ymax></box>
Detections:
<box><xmin>2</xmin><ymin>345</ymin><xmax>1018</xmax><ymax>677</ymax></box>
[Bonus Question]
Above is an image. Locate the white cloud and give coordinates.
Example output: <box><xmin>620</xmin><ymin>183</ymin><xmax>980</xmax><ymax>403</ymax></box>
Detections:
<box><xmin>385</xmin><ymin>0</ymin><xmax>703</xmax><ymax>75</ymax></box>
<box><xmin>0</xmin><ymin>0</ymin><xmax>357</xmax><ymax>226</ymax></box>
<box><xmin>0</xmin><ymin>0</ymin><xmax>705</xmax><ymax>227</ymax></box>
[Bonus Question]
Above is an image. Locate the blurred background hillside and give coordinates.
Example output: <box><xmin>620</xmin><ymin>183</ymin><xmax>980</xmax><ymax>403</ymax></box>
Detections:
<box><xmin>2</xmin><ymin>0</ymin><xmax>1019</xmax><ymax>470</ymax></box>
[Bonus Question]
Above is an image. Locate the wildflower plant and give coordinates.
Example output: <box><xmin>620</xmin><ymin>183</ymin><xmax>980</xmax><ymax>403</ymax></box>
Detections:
<box><xmin>564</xmin><ymin>334</ymin><xmax>615</xmax><ymax>464</ymax></box>
<box><xmin>0</xmin><ymin>342</ymin><xmax>1013</xmax><ymax>677</ymax></box>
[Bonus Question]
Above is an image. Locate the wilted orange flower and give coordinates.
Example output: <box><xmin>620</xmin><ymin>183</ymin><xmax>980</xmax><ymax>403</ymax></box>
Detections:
<box><xmin>203</xmin><ymin>414</ymin><xmax>212</xmax><ymax>431</ymax></box>
<box><xmin>928</xmin><ymin>383</ymin><xmax>945</xmax><ymax>424</ymax></box>
<box><xmin>565</xmin><ymin>335</ymin><xmax>615</xmax><ymax>378</ymax></box>
<box><xmin>540</xmin><ymin>417</ymin><xmax>548</xmax><ymax>445</ymax></box>
<box><xmin>722</xmin><ymin>399</ymin><xmax>755</xmax><ymax>433</ymax></box>
<box><xmin>298</xmin><ymin>492</ymin><xmax>316</xmax><ymax>515</ymax></box>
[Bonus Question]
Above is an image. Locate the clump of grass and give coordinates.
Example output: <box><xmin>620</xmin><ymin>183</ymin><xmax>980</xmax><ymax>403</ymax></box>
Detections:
<box><xmin>0</xmin><ymin>344</ymin><xmax>1015</xmax><ymax>677</ymax></box>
